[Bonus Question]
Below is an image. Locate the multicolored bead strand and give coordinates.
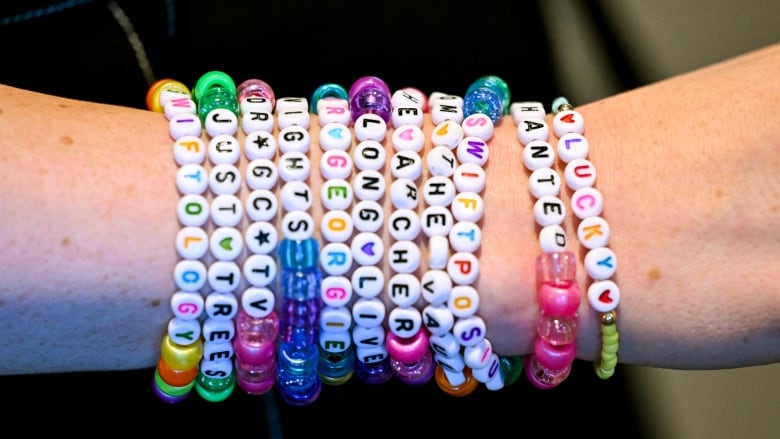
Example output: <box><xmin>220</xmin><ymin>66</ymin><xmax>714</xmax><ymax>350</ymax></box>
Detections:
<box><xmin>551</xmin><ymin>97</ymin><xmax>620</xmax><ymax>380</ymax></box>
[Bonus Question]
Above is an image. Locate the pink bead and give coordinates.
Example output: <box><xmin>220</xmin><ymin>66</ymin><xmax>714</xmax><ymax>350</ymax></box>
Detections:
<box><xmin>524</xmin><ymin>354</ymin><xmax>572</xmax><ymax>390</ymax></box>
<box><xmin>537</xmin><ymin>282</ymin><xmax>581</xmax><ymax>316</ymax></box>
<box><xmin>534</xmin><ymin>337</ymin><xmax>575</xmax><ymax>370</ymax></box>
<box><xmin>233</xmin><ymin>310</ymin><xmax>279</xmax><ymax>364</ymax></box>
<box><xmin>391</xmin><ymin>348</ymin><xmax>435</xmax><ymax>386</ymax></box>
<box><xmin>236</xmin><ymin>78</ymin><xmax>275</xmax><ymax>108</ymax></box>
<box><xmin>536</xmin><ymin>251</ymin><xmax>576</xmax><ymax>287</ymax></box>
<box><xmin>386</xmin><ymin>330</ymin><xmax>429</xmax><ymax>364</ymax></box>
<box><xmin>537</xmin><ymin>313</ymin><xmax>579</xmax><ymax>345</ymax></box>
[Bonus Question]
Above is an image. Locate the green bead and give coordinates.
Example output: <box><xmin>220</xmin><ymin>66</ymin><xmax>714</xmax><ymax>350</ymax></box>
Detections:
<box><xmin>193</xmin><ymin>70</ymin><xmax>236</xmax><ymax>103</ymax></box>
<box><xmin>499</xmin><ymin>355</ymin><xmax>524</xmax><ymax>386</ymax></box>
<box><xmin>154</xmin><ymin>368</ymin><xmax>194</xmax><ymax>396</ymax></box>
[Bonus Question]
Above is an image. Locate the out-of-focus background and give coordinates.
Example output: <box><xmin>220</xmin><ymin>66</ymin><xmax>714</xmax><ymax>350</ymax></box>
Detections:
<box><xmin>540</xmin><ymin>1</ymin><xmax>780</xmax><ymax>437</ymax></box>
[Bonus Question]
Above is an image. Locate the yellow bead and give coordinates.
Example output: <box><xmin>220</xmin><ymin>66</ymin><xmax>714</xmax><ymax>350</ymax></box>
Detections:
<box><xmin>160</xmin><ymin>335</ymin><xmax>203</xmax><ymax>370</ymax></box>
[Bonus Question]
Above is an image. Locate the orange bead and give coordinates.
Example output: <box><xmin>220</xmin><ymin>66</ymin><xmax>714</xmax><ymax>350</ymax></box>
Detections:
<box><xmin>434</xmin><ymin>365</ymin><xmax>478</xmax><ymax>397</ymax></box>
<box><xmin>157</xmin><ymin>356</ymin><xmax>198</xmax><ymax>387</ymax></box>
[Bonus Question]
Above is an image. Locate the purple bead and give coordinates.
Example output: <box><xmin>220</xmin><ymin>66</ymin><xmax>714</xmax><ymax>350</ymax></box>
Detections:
<box><xmin>355</xmin><ymin>357</ymin><xmax>394</xmax><ymax>385</ymax></box>
<box><xmin>349</xmin><ymin>76</ymin><xmax>392</xmax><ymax>122</ymax></box>
<box><xmin>349</xmin><ymin>76</ymin><xmax>390</xmax><ymax>101</ymax></box>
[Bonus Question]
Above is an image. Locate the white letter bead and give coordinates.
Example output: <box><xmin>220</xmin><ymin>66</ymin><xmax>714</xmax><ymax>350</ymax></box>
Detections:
<box><xmin>277</xmin><ymin>125</ymin><xmax>311</xmax><ymax>154</ymax></box>
<box><xmin>244</xmin><ymin>130</ymin><xmax>277</xmax><ymax>160</ymax></box>
<box><xmin>244</xmin><ymin>221</ymin><xmax>278</xmax><ymax>255</ymax></box>
<box><xmin>320</xmin><ymin>242</ymin><xmax>353</xmax><ymax>276</ymax></box>
<box><xmin>210</xmin><ymin>226</ymin><xmax>244</xmax><ymax>261</ymax></box>
<box><xmin>277</xmin><ymin>109</ymin><xmax>310</xmax><ymax>130</ymax></box>
<box><xmin>351</xmin><ymin>232</ymin><xmax>384</xmax><ymax>267</ymax></box>
<box><xmin>176</xmin><ymin>226</ymin><xmax>209</xmax><ymax>259</ymax></box>
<box><xmin>169</xmin><ymin>113</ymin><xmax>202</xmax><ymax>140</ymax></box>
<box><xmin>352</xmin><ymin>170</ymin><xmax>386</xmax><ymax>202</ymax></box>
<box><xmin>321</xmin><ymin>210</ymin><xmax>354</xmax><ymax>243</ymax></box>
<box><xmin>319</xmin><ymin>330</ymin><xmax>352</xmax><ymax>353</ymax></box>
<box><xmin>317</xmin><ymin>99</ymin><xmax>351</xmax><ymax>126</ymax></box>
<box><xmin>208</xmin><ymin>261</ymin><xmax>241</xmax><ymax>294</ymax></box>
<box><xmin>208</xmin><ymin>134</ymin><xmax>240</xmax><ymax>165</ymax></box>
<box><xmin>565</xmin><ymin>158</ymin><xmax>597</xmax><ymax>190</ymax></box>
<box><xmin>320</xmin><ymin>306</ymin><xmax>352</xmax><ymax>333</ymax></box>
<box><xmin>173</xmin><ymin>135</ymin><xmax>206</xmax><ymax>165</ymax></box>
<box><xmin>448</xmin><ymin>285</ymin><xmax>480</xmax><ymax>318</ymax></box>
<box><xmin>240</xmin><ymin>96</ymin><xmax>273</xmax><ymax>114</ymax></box>
<box><xmin>522</xmin><ymin>139</ymin><xmax>555</xmax><ymax>171</ymax></box>
<box><xmin>584</xmin><ymin>247</ymin><xmax>617</xmax><ymax>280</ymax></box>
<box><xmin>211</xmin><ymin>195</ymin><xmax>241</xmax><ymax>229</ymax></box>
<box><xmin>201</xmin><ymin>355</ymin><xmax>234</xmax><ymax>374</ymax></box>
<box><xmin>557</xmin><ymin>132</ymin><xmax>589</xmax><ymax>163</ymax></box>
<box><xmin>553</xmin><ymin>109</ymin><xmax>585</xmax><ymax>137</ymax></box>
<box><xmin>533</xmin><ymin>195</ymin><xmax>566</xmax><ymax>227</ymax></box>
<box><xmin>429</xmin><ymin>92</ymin><xmax>463</xmax><ymax>109</ymax></box>
<box><xmin>246</xmin><ymin>158</ymin><xmax>278</xmax><ymax>190</ymax></box>
<box><xmin>388</xmin><ymin>306</ymin><xmax>422</xmax><ymax>338</ymax></box>
<box><xmin>427</xmin><ymin>235</ymin><xmax>450</xmax><ymax>270</ymax></box>
<box><xmin>421</xmin><ymin>205</ymin><xmax>453</xmax><ymax>237</ymax></box>
<box><xmin>390</xmin><ymin>178</ymin><xmax>419</xmax><ymax>210</ymax></box>
<box><xmin>422</xmin><ymin>304</ymin><xmax>455</xmax><ymax>335</ymax></box>
<box><xmin>281</xmin><ymin>181</ymin><xmax>313</xmax><ymax>212</ymax></box>
<box><xmin>281</xmin><ymin>211</ymin><xmax>314</xmax><ymax>240</ymax></box>
<box><xmin>510</xmin><ymin>101</ymin><xmax>546</xmax><ymax>124</ymax></box>
<box><xmin>351</xmin><ymin>200</ymin><xmax>384</xmax><ymax>233</ymax></box>
<box><xmin>352</xmin><ymin>140</ymin><xmax>386</xmax><ymax>171</ymax></box>
<box><xmin>352</xmin><ymin>298</ymin><xmax>386</xmax><ymax>328</ymax></box>
<box><xmin>319</xmin><ymin>122</ymin><xmax>352</xmax><ymax>151</ymax></box>
<box><xmin>453</xmin><ymin>163</ymin><xmax>486</xmax><ymax>193</ymax></box>
<box><xmin>449</xmin><ymin>221</ymin><xmax>482</xmax><ymax>253</ymax></box>
<box><xmin>320</xmin><ymin>179</ymin><xmax>353</xmax><ymax>211</ymax></box>
<box><xmin>278</xmin><ymin>151</ymin><xmax>311</xmax><ymax>182</ymax></box>
<box><xmin>451</xmin><ymin>192</ymin><xmax>484</xmax><ymax>223</ymax></box>
<box><xmin>351</xmin><ymin>265</ymin><xmax>385</xmax><ymax>298</ymax></box>
<box><xmin>421</xmin><ymin>270</ymin><xmax>453</xmax><ymax>306</ymax></box>
<box><xmin>240</xmin><ymin>286</ymin><xmax>276</xmax><ymax>318</ymax></box>
<box><xmin>447</xmin><ymin>252</ymin><xmax>479</xmax><ymax>285</ymax></box>
<box><xmin>202</xmin><ymin>318</ymin><xmax>235</xmax><ymax>341</ymax></box>
<box><xmin>392</xmin><ymin>124</ymin><xmax>425</xmax><ymax>152</ymax></box>
<box><xmin>177</xmin><ymin>194</ymin><xmax>209</xmax><ymax>227</ymax></box>
<box><xmin>243</xmin><ymin>254</ymin><xmax>277</xmax><ymax>287</ymax></box>
<box><xmin>431</xmin><ymin>103</ymin><xmax>464</xmax><ymax>126</ymax></box>
<box><xmin>204</xmin><ymin>291</ymin><xmax>239</xmax><ymax>319</ymax></box>
<box><xmin>353</xmin><ymin>113</ymin><xmax>387</xmax><ymax>142</ymax></box>
<box><xmin>392</xmin><ymin>88</ymin><xmax>425</xmax><ymax>109</ymax></box>
<box><xmin>391</xmin><ymin>150</ymin><xmax>422</xmax><ymax>180</ymax></box>
<box><xmin>453</xmin><ymin>315</ymin><xmax>486</xmax><ymax>347</ymax></box>
<box><xmin>538</xmin><ymin>225</ymin><xmax>568</xmax><ymax>252</ymax></box>
<box><xmin>588</xmin><ymin>279</ymin><xmax>621</xmax><ymax>313</ymax></box>
<box><xmin>205</xmin><ymin>108</ymin><xmax>239</xmax><ymax>137</ymax></box>
<box><xmin>472</xmin><ymin>353</ymin><xmax>504</xmax><ymax>390</ymax></box>
<box><xmin>463</xmin><ymin>338</ymin><xmax>493</xmax><ymax>369</ymax></box>
<box><xmin>430</xmin><ymin>120</ymin><xmax>464</xmax><ymax>149</ymax></box>
<box><xmin>429</xmin><ymin>331</ymin><xmax>462</xmax><ymax>358</ymax></box>
<box><xmin>461</xmin><ymin>113</ymin><xmax>494</xmax><ymax>141</ymax></box>
<box><xmin>352</xmin><ymin>324</ymin><xmax>385</xmax><ymax>349</ymax></box>
<box><xmin>177</xmin><ymin>164</ymin><xmax>209</xmax><ymax>195</ymax></box>
<box><xmin>457</xmin><ymin>136</ymin><xmax>489</xmax><ymax>167</ymax></box>
<box><xmin>241</xmin><ymin>110</ymin><xmax>274</xmax><ymax>134</ymax></box>
<box><xmin>209</xmin><ymin>164</ymin><xmax>241</xmax><ymax>195</ymax></box>
<box><xmin>571</xmin><ymin>186</ymin><xmax>604</xmax><ymax>219</ymax></box>
<box><xmin>578</xmin><ymin>216</ymin><xmax>611</xmax><ymax>249</ymax></box>
<box><xmin>245</xmin><ymin>189</ymin><xmax>278</xmax><ymax>222</ymax></box>
<box><xmin>275</xmin><ymin>97</ymin><xmax>309</xmax><ymax>114</ymax></box>
<box><xmin>423</xmin><ymin>175</ymin><xmax>456</xmax><ymax>207</ymax></box>
<box><xmin>388</xmin><ymin>209</ymin><xmax>421</xmax><ymax>241</ymax></box>
<box><xmin>171</xmin><ymin>291</ymin><xmax>205</xmax><ymax>320</ymax></box>
<box><xmin>388</xmin><ymin>241</ymin><xmax>421</xmax><ymax>274</ymax></box>
<box><xmin>320</xmin><ymin>149</ymin><xmax>353</xmax><ymax>180</ymax></box>
<box><xmin>164</xmin><ymin>97</ymin><xmax>196</xmax><ymax>120</ymax></box>
<box><xmin>517</xmin><ymin>118</ymin><xmax>550</xmax><ymax>145</ymax></box>
<box><xmin>321</xmin><ymin>276</ymin><xmax>352</xmax><ymax>308</ymax></box>
<box><xmin>388</xmin><ymin>273</ymin><xmax>421</xmax><ymax>307</ymax></box>
<box><xmin>426</xmin><ymin>146</ymin><xmax>458</xmax><ymax>177</ymax></box>
<box><xmin>391</xmin><ymin>105</ymin><xmax>424</xmax><ymax>128</ymax></box>
<box><xmin>356</xmin><ymin>345</ymin><xmax>388</xmax><ymax>364</ymax></box>
<box><xmin>529</xmin><ymin>167</ymin><xmax>562</xmax><ymax>198</ymax></box>
<box><xmin>168</xmin><ymin>317</ymin><xmax>202</xmax><ymax>345</ymax></box>
<box><xmin>174</xmin><ymin>259</ymin><xmax>207</xmax><ymax>291</ymax></box>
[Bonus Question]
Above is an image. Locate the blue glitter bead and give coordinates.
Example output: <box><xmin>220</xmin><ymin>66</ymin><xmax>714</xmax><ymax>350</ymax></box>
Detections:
<box><xmin>278</xmin><ymin>238</ymin><xmax>320</xmax><ymax>271</ymax></box>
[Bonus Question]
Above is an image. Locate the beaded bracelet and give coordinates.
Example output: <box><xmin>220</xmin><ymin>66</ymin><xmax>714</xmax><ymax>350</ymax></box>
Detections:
<box><xmin>551</xmin><ymin>97</ymin><xmax>620</xmax><ymax>380</ymax></box>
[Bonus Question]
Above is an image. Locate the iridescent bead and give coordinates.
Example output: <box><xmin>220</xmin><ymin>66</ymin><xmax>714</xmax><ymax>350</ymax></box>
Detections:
<box><xmin>276</xmin><ymin>342</ymin><xmax>321</xmax><ymax>406</ymax></box>
<box><xmin>277</xmin><ymin>375</ymin><xmax>321</xmax><ymax>407</ymax></box>
<box><xmin>537</xmin><ymin>282</ymin><xmax>580</xmax><ymax>318</ymax></box>
<box><xmin>463</xmin><ymin>75</ymin><xmax>510</xmax><ymax>123</ymax></box>
<box><xmin>523</xmin><ymin>354</ymin><xmax>571</xmax><ymax>390</ymax></box>
<box><xmin>318</xmin><ymin>347</ymin><xmax>356</xmax><ymax>385</ymax></box>
<box><xmin>349</xmin><ymin>76</ymin><xmax>392</xmax><ymax>122</ymax></box>
<box><xmin>391</xmin><ymin>348</ymin><xmax>435</xmax><ymax>386</ymax></box>
<box><xmin>236</xmin><ymin>78</ymin><xmax>275</xmax><ymax>109</ymax></box>
<box><xmin>354</xmin><ymin>357</ymin><xmax>394</xmax><ymax>385</ymax></box>
<box><xmin>278</xmin><ymin>238</ymin><xmax>320</xmax><ymax>271</ymax></box>
<box><xmin>310</xmin><ymin>83</ymin><xmax>348</xmax><ymax>114</ymax></box>
<box><xmin>434</xmin><ymin>365</ymin><xmax>478</xmax><ymax>397</ymax></box>
<box><xmin>534</xmin><ymin>337</ymin><xmax>576</xmax><ymax>370</ymax></box>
